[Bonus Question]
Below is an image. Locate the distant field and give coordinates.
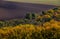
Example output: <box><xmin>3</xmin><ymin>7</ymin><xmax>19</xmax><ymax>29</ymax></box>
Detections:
<box><xmin>4</xmin><ymin>0</ymin><xmax>60</xmax><ymax>6</ymax></box>
<box><xmin>0</xmin><ymin>1</ymin><xmax>59</xmax><ymax>20</ymax></box>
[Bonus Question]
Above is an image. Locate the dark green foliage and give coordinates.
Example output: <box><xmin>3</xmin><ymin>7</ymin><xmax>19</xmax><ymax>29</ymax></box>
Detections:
<box><xmin>25</xmin><ymin>13</ymin><xmax>38</xmax><ymax>20</ymax></box>
<box><xmin>42</xmin><ymin>11</ymin><xmax>46</xmax><ymax>15</ymax></box>
<box><xmin>25</xmin><ymin>13</ymin><xmax>32</xmax><ymax>20</ymax></box>
<box><xmin>32</xmin><ymin>13</ymin><xmax>38</xmax><ymax>19</ymax></box>
<box><xmin>53</xmin><ymin>8</ymin><xmax>58</xmax><ymax>11</ymax></box>
<box><xmin>32</xmin><ymin>13</ymin><xmax>35</xmax><ymax>19</ymax></box>
<box><xmin>42</xmin><ymin>18</ymin><xmax>52</xmax><ymax>22</ymax></box>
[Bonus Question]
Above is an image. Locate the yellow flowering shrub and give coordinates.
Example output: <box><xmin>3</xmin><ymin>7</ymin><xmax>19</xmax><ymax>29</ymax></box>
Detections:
<box><xmin>0</xmin><ymin>22</ymin><xmax>59</xmax><ymax>39</ymax></box>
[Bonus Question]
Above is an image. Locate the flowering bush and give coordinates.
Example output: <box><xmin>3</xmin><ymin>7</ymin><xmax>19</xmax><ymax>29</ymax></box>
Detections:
<box><xmin>0</xmin><ymin>21</ymin><xmax>60</xmax><ymax>39</ymax></box>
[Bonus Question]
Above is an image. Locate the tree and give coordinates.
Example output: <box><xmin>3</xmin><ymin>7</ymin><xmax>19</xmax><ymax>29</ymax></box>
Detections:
<box><xmin>32</xmin><ymin>13</ymin><xmax>39</xmax><ymax>19</ymax></box>
<box><xmin>25</xmin><ymin>13</ymin><xmax>39</xmax><ymax>20</ymax></box>
<box><xmin>25</xmin><ymin>13</ymin><xmax>32</xmax><ymax>20</ymax></box>
<box><xmin>42</xmin><ymin>11</ymin><xmax>47</xmax><ymax>15</ymax></box>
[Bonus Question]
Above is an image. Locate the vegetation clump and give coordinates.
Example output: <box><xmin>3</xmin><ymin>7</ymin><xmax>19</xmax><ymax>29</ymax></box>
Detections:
<box><xmin>0</xmin><ymin>7</ymin><xmax>60</xmax><ymax>39</ymax></box>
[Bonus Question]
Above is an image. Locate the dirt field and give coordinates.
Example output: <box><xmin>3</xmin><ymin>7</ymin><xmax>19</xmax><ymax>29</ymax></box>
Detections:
<box><xmin>0</xmin><ymin>1</ymin><xmax>58</xmax><ymax>20</ymax></box>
